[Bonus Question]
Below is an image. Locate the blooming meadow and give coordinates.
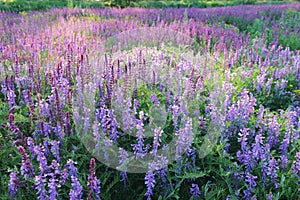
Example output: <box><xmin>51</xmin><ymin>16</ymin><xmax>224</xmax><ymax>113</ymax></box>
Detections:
<box><xmin>0</xmin><ymin>4</ymin><xmax>300</xmax><ymax>200</ymax></box>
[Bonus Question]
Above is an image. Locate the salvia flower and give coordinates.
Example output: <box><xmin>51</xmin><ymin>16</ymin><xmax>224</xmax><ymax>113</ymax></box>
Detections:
<box><xmin>238</xmin><ymin>128</ymin><xmax>250</xmax><ymax>151</ymax></box>
<box><xmin>48</xmin><ymin>160</ymin><xmax>60</xmax><ymax>199</ymax></box>
<box><xmin>9</xmin><ymin>172</ymin><xmax>22</xmax><ymax>198</ymax></box>
<box><xmin>152</xmin><ymin>127</ymin><xmax>163</xmax><ymax>157</ymax></box>
<box><xmin>144</xmin><ymin>170</ymin><xmax>156</xmax><ymax>200</ymax></box>
<box><xmin>245</xmin><ymin>173</ymin><xmax>257</xmax><ymax>189</ymax></box>
<box><xmin>66</xmin><ymin>159</ymin><xmax>83</xmax><ymax>200</ymax></box>
<box><xmin>267</xmin><ymin>157</ymin><xmax>279</xmax><ymax>188</ymax></box>
<box><xmin>190</xmin><ymin>183</ymin><xmax>201</xmax><ymax>197</ymax></box>
<box><xmin>17</xmin><ymin>146</ymin><xmax>35</xmax><ymax>179</ymax></box>
<box><xmin>292</xmin><ymin>152</ymin><xmax>300</xmax><ymax>178</ymax></box>
<box><xmin>50</xmin><ymin>140</ymin><xmax>60</xmax><ymax>162</ymax></box>
<box><xmin>87</xmin><ymin>158</ymin><xmax>101</xmax><ymax>200</ymax></box>
<box><xmin>35</xmin><ymin>174</ymin><xmax>49</xmax><ymax>200</ymax></box>
<box><xmin>119</xmin><ymin>148</ymin><xmax>129</xmax><ymax>187</ymax></box>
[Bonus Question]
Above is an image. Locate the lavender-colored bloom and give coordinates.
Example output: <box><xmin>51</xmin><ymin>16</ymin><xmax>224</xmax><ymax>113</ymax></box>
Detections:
<box><xmin>150</xmin><ymin>93</ymin><xmax>159</xmax><ymax>105</ymax></box>
<box><xmin>292</xmin><ymin>152</ymin><xmax>300</xmax><ymax>178</ymax></box>
<box><xmin>152</xmin><ymin>127</ymin><xmax>163</xmax><ymax>157</ymax></box>
<box><xmin>27</xmin><ymin>137</ymin><xmax>36</xmax><ymax>158</ymax></box>
<box><xmin>145</xmin><ymin>170</ymin><xmax>156</xmax><ymax>200</ymax></box>
<box><xmin>17</xmin><ymin>146</ymin><xmax>35</xmax><ymax>179</ymax></box>
<box><xmin>267</xmin><ymin>157</ymin><xmax>279</xmax><ymax>188</ymax></box>
<box><xmin>245</xmin><ymin>173</ymin><xmax>257</xmax><ymax>189</ymax></box>
<box><xmin>256</xmin><ymin>105</ymin><xmax>264</xmax><ymax>128</ymax></box>
<box><xmin>7</xmin><ymin>89</ymin><xmax>16</xmax><ymax>108</ymax></box>
<box><xmin>87</xmin><ymin>158</ymin><xmax>101</xmax><ymax>200</ymax></box>
<box><xmin>35</xmin><ymin>174</ymin><xmax>49</xmax><ymax>200</ymax></box>
<box><xmin>279</xmin><ymin>130</ymin><xmax>290</xmax><ymax>156</ymax></box>
<box><xmin>43</xmin><ymin>140</ymin><xmax>50</xmax><ymax>155</ymax></box>
<box><xmin>66</xmin><ymin>159</ymin><xmax>83</xmax><ymax>200</ymax></box>
<box><xmin>119</xmin><ymin>148</ymin><xmax>129</xmax><ymax>187</ymax></box>
<box><xmin>243</xmin><ymin>189</ymin><xmax>251</xmax><ymax>200</ymax></box>
<box><xmin>50</xmin><ymin>140</ymin><xmax>60</xmax><ymax>162</ymax></box>
<box><xmin>238</xmin><ymin>128</ymin><xmax>249</xmax><ymax>151</ymax></box>
<box><xmin>175</xmin><ymin>118</ymin><xmax>193</xmax><ymax>159</ymax></box>
<box><xmin>267</xmin><ymin>114</ymin><xmax>281</xmax><ymax>148</ymax></box>
<box><xmin>9</xmin><ymin>172</ymin><xmax>21</xmax><ymax>198</ymax></box>
<box><xmin>156</xmin><ymin>168</ymin><xmax>167</xmax><ymax>184</ymax></box>
<box><xmin>60</xmin><ymin>168</ymin><xmax>69</xmax><ymax>185</ymax></box>
<box><xmin>36</xmin><ymin>145</ymin><xmax>48</xmax><ymax>173</ymax></box>
<box><xmin>108</xmin><ymin>109</ymin><xmax>119</xmax><ymax>141</ymax></box>
<box><xmin>267</xmin><ymin>192</ymin><xmax>273</xmax><ymax>200</ymax></box>
<box><xmin>190</xmin><ymin>183</ymin><xmax>201</xmax><ymax>197</ymax></box>
<box><xmin>251</xmin><ymin>195</ymin><xmax>257</xmax><ymax>200</ymax></box>
<box><xmin>48</xmin><ymin>160</ymin><xmax>60</xmax><ymax>199</ymax></box>
<box><xmin>252</xmin><ymin>134</ymin><xmax>264</xmax><ymax>159</ymax></box>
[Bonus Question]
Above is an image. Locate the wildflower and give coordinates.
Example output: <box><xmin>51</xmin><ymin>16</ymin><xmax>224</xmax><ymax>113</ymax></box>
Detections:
<box><xmin>238</xmin><ymin>128</ymin><xmax>249</xmax><ymax>151</ymax></box>
<box><xmin>145</xmin><ymin>170</ymin><xmax>156</xmax><ymax>200</ymax></box>
<box><xmin>17</xmin><ymin>146</ymin><xmax>35</xmax><ymax>179</ymax></box>
<box><xmin>292</xmin><ymin>152</ymin><xmax>300</xmax><ymax>177</ymax></box>
<box><xmin>190</xmin><ymin>183</ymin><xmax>201</xmax><ymax>197</ymax></box>
<box><xmin>50</xmin><ymin>140</ymin><xmax>60</xmax><ymax>162</ymax></box>
<box><xmin>267</xmin><ymin>192</ymin><xmax>273</xmax><ymax>200</ymax></box>
<box><xmin>118</xmin><ymin>148</ymin><xmax>129</xmax><ymax>187</ymax></box>
<box><xmin>9</xmin><ymin>172</ymin><xmax>22</xmax><ymax>198</ymax></box>
<box><xmin>152</xmin><ymin>127</ymin><xmax>163</xmax><ymax>157</ymax></box>
<box><xmin>35</xmin><ymin>174</ymin><xmax>49</xmax><ymax>200</ymax></box>
<box><xmin>87</xmin><ymin>158</ymin><xmax>101</xmax><ymax>200</ymax></box>
<box><xmin>245</xmin><ymin>173</ymin><xmax>257</xmax><ymax>189</ymax></box>
<box><xmin>267</xmin><ymin>157</ymin><xmax>279</xmax><ymax>188</ymax></box>
<box><xmin>66</xmin><ymin>159</ymin><xmax>83</xmax><ymax>200</ymax></box>
<box><xmin>48</xmin><ymin>160</ymin><xmax>60</xmax><ymax>199</ymax></box>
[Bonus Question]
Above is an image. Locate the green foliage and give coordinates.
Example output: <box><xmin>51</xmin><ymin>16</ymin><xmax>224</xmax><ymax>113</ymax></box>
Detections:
<box><xmin>0</xmin><ymin>0</ymin><xmax>298</xmax><ymax>12</ymax></box>
<box><xmin>0</xmin><ymin>0</ymin><xmax>105</xmax><ymax>12</ymax></box>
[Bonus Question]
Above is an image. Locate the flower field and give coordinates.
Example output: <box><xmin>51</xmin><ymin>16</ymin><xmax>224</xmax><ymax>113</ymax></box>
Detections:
<box><xmin>0</xmin><ymin>3</ymin><xmax>300</xmax><ymax>200</ymax></box>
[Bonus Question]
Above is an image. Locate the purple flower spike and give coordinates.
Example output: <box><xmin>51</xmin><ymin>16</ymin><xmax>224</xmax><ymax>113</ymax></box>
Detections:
<box><xmin>66</xmin><ymin>159</ymin><xmax>83</xmax><ymax>200</ymax></box>
<box><xmin>190</xmin><ymin>183</ymin><xmax>201</xmax><ymax>197</ymax></box>
<box><xmin>17</xmin><ymin>146</ymin><xmax>35</xmax><ymax>179</ymax></box>
<box><xmin>87</xmin><ymin>158</ymin><xmax>101</xmax><ymax>200</ymax></box>
<box><xmin>9</xmin><ymin>172</ymin><xmax>23</xmax><ymax>198</ymax></box>
<box><xmin>145</xmin><ymin>170</ymin><xmax>156</xmax><ymax>200</ymax></box>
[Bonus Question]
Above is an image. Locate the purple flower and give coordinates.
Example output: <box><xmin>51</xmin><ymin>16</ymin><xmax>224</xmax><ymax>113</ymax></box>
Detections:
<box><xmin>17</xmin><ymin>146</ymin><xmax>35</xmax><ymax>179</ymax></box>
<box><xmin>35</xmin><ymin>174</ymin><xmax>49</xmax><ymax>200</ymax></box>
<box><xmin>9</xmin><ymin>172</ymin><xmax>22</xmax><ymax>198</ymax></box>
<box><xmin>36</xmin><ymin>145</ymin><xmax>48</xmax><ymax>173</ymax></box>
<box><xmin>279</xmin><ymin>130</ymin><xmax>290</xmax><ymax>156</ymax></box>
<box><xmin>50</xmin><ymin>140</ymin><xmax>60</xmax><ymax>162</ymax></box>
<box><xmin>238</xmin><ymin>128</ymin><xmax>250</xmax><ymax>151</ymax></box>
<box><xmin>145</xmin><ymin>170</ymin><xmax>156</xmax><ymax>200</ymax></box>
<box><xmin>190</xmin><ymin>183</ymin><xmax>201</xmax><ymax>197</ymax></box>
<box><xmin>243</xmin><ymin>189</ymin><xmax>251</xmax><ymax>200</ymax></box>
<box><xmin>252</xmin><ymin>134</ymin><xmax>264</xmax><ymax>159</ymax></box>
<box><xmin>245</xmin><ymin>173</ymin><xmax>257</xmax><ymax>189</ymax></box>
<box><xmin>27</xmin><ymin>137</ymin><xmax>36</xmax><ymax>158</ymax></box>
<box><xmin>152</xmin><ymin>127</ymin><xmax>163</xmax><ymax>157</ymax></box>
<box><xmin>119</xmin><ymin>148</ymin><xmax>129</xmax><ymax>187</ymax></box>
<box><xmin>66</xmin><ymin>159</ymin><xmax>83</xmax><ymax>200</ymax></box>
<box><xmin>60</xmin><ymin>168</ymin><xmax>69</xmax><ymax>185</ymax></box>
<box><xmin>292</xmin><ymin>152</ymin><xmax>300</xmax><ymax>178</ymax></box>
<box><xmin>7</xmin><ymin>89</ymin><xmax>16</xmax><ymax>108</ymax></box>
<box><xmin>150</xmin><ymin>93</ymin><xmax>158</xmax><ymax>104</ymax></box>
<box><xmin>175</xmin><ymin>118</ymin><xmax>193</xmax><ymax>159</ymax></box>
<box><xmin>267</xmin><ymin>114</ymin><xmax>281</xmax><ymax>148</ymax></box>
<box><xmin>87</xmin><ymin>158</ymin><xmax>101</xmax><ymax>200</ymax></box>
<box><xmin>256</xmin><ymin>105</ymin><xmax>264</xmax><ymax>128</ymax></box>
<box><xmin>267</xmin><ymin>192</ymin><xmax>273</xmax><ymax>200</ymax></box>
<box><xmin>48</xmin><ymin>160</ymin><xmax>61</xmax><ymax>199</ymax></box>
<box><xmin>267</xmin><ymin>157</ymin><xmax>279</xmax><ymax>188</ymax></box>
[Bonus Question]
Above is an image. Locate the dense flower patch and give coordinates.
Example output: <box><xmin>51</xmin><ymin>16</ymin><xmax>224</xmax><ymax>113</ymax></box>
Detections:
<box><xmin>0</xmin><ymin>4</ymin><xmax>299</xmax><ymax>200</ymax></box>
